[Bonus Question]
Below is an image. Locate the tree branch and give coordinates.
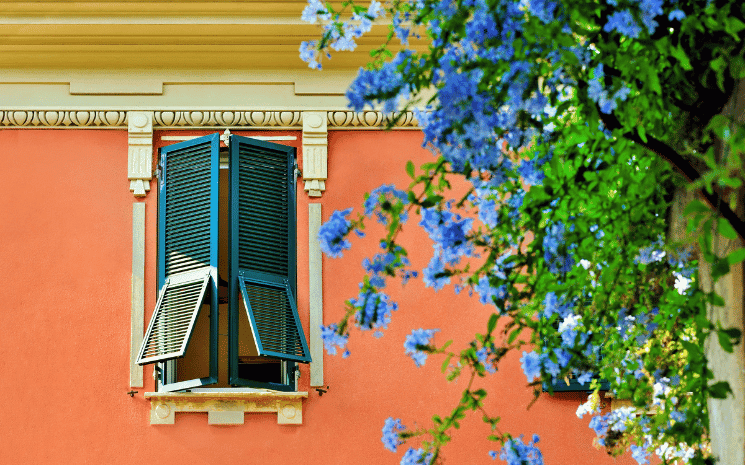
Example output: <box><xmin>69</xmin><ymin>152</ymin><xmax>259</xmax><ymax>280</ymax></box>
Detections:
<box><xmin>598</xmin><ymin>110</ymin><xmax>745</xmax><ymax>244</ymax></box>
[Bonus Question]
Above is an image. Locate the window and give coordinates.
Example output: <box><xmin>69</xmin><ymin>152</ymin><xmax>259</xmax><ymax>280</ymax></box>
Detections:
<box><xmin>136</xmin><ymin>133</ymin><xmax>311</xmax><ymax>393</ymax></box>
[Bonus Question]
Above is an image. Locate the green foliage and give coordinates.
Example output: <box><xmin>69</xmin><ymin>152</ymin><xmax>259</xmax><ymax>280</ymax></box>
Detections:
<box><xmin>305</xmin><ymin>0</ymin><xmax>745</xmax><ymax>463</ymax></box>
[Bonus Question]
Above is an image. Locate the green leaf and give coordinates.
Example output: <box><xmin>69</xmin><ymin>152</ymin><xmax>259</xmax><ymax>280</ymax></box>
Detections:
<box><xmin>718</xmin><ymin>330</ymin><xmax>734</xmax><ymax>353</ymax></box>
<box><xmin>406</xmin><ymin>160</ymin><xmax>415</xmax><ymax>178</ymax></box>
<box><xmin>717</xmin><ymin>218</ymin><xmax>737</xmax><ymax>240</ymax></box>
<box><xmin>487</xmin><ymin>313</ymin><xmax>498</xmax><ymax>333</ymax></box>
<box><xmin>708</xmin><ymin>292</ymin><xmax>726</xmax><ymax>307</ymax></box>
<box><xmin>683</xmin><ymin>199</ymin><xmax>710</xmax><ymax>215</ymax></box>
<box><xmin>671</xmin><ymin>45</ymin><xmax>693</xmax><ymax>71</ymax></box>
<box><xmin>709</xmin><ymin>381</ymin><xmax>732</xmax><ymax>399</ymax></box>
<box><xmin>722</xmin><ymin>327</ymin><xmax>742</xmax><ymax>339</ymax></box>
<box><xmin>637</xmin><ymin>126</ymin><xmax>648</xmax><ymax>143</ymax></box>
<box><xmin>507</xmin><ymin>327</ymin><xmax>523</xmax><ymax>344</ymax></box>
<box><xmin>711</xmin><ymin>258</ymin><xmax>731</xmax><ymax>281</ymax></box>
<box><xmin>730</xmin><ymin>55</ymin><xmax>745</xmax><ymax>79</ymax></box>
<box><xmin>727</xmin><ymin>248</ymin><xmax>745</xmax><ymax>265</ymax></box>
<box><xmin>420</xmin><ymin>195</ymin><xmax>443</xmax><ymax>208</ymax></box>
<box><xmin>442</xmin><ymin>354</ymin><xmax>453</xmax><ymax>373</ymax></box>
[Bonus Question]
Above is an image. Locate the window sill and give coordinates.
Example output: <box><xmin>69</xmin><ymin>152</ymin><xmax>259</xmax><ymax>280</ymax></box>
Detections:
<box><xmin>144</xmin><ymin>390</ymin><xmax>308</xmax><ymax>425</ymax></box>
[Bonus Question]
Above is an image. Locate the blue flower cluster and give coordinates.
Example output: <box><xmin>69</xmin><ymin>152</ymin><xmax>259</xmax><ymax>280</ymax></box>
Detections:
<box><xmin>318</xmin><ymin>207</ymin><xmax>353</xmax><ymax>258</ymax></box>
<box><xmin>346</xmin><ymin>51</ymin><xmax>413</xmax><ymax>113</ymax></box>
<box><xmin>320</xmin><ymin>323</ymin><xmax>349</xmax><ymax>357</ymax></box>
<box><xmin>495</xmin><ymin>435</ymin><xmax>543</xmax><ymax>465</ymax></box>
<box><xmin>476</xmin><ymin>346</ymin><xmax>498</xmax><ymax>374</ymax></box>
<box><xmin>603</xmin><ymin>0</ymin><xmax>665</xmax><ymax>38</ymax></box>
<box><xmin>351</xmin><ymin>287</ymin><xmax>399</xmax><ymax>336</ymax></box>
<box><xmin>400</xmin><ymin>447</ymin><xmax>434</xmax><ymax>465</ymax></box>
<box><xmin>404</xmin><ymin>328</ymin><xmax>439</xmax><ymax>367</ymax></box>
<box><xmin>300</xmin><ymin>0</ymin><xmax>386</xmax><ymax>68</ymax></box>
<box><xmin>364</xmin><ymin>184</ymin><xmax>410</xmax><ymax>224</ymax></box>
<box><xmin>381</xmin><ymin>417</ymin><xmax>406</xmax><ymax>452</ymax></box>
<box><xmin>542</xmin><ymin>222</ymin><xmax>575</xmax><ymax>274</ymax></box>
<box><xmin>588</xmin><ymin>64</ymin><xmax>631</xmax><ymax>114</ymax></box>
<box><xmin>419</xmin><ymin>205</ymin><xmax>475</xmax><ymax>290</ymax></box>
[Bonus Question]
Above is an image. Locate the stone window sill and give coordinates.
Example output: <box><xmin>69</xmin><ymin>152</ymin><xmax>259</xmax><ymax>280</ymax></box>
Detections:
<box><xmin>144</xmin><ymin>390</ymin><xmax>308</xmax><ymax>425</ymax></box>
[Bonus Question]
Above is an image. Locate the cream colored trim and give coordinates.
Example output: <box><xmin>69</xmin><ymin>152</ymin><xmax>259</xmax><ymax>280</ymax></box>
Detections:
<box><xmin>308</xmin><ymin>204</ymin><xmax>324</xmax><ymax>387</ymax></box>
<box><xmin>144</xmin><ymin>391</ymin><xmax>308</xmax><ymax>425</ymax></box>
<box><xmin>0</xmin><ymin>110</ymin><xmax>421</xmax><ymax>129</ymax></box>
<box><xmin>127</xmin><ymin>111</ymin><xmax>153</xmax><ymax>197</ymax></box>
<box><xmin>302</xmin><ymin>112</ymin><xmax>328</xmax><ymax>196</ymax></box>
<box><xmin>130</xmin><ymin>202</ymin><xmax>145</xmax><ymax>388</ymax></box>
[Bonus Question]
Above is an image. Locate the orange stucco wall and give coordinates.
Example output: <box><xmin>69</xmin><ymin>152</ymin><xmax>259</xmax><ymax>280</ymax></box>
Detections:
<box><xmin>0</xmin><ymin>128</ymin><xmax>633</xmax><ymax>464</ymax></box>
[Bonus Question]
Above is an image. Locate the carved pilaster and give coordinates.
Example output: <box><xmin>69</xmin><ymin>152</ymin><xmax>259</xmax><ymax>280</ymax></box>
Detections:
<box><xmin>302</xmin><ymin>112</ymin><xmax>328</xmax><ymax>197</ymax></box>
<box><xmin>127</xmin><ymin>111</ymin><xmax>154</xmax><ymax>197</ymax></box>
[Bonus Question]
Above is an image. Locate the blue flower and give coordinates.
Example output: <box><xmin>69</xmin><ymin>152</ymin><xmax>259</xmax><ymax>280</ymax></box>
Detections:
<box><xmin>299</xmin><ymin>41</ymin><xmax>321</xmax><ymax>69</ymax></box>
<box><xmin>475</xmin><ymin>275</ymin><xmax>507</xmax><ymax>306</ymax></box>
<box><xmin>351</xmin><ymin>288</ymin><xmax>398</xmax><ymax>332</ymax></box>
<box><xmin>381</xmin><ymin>417</ymin><xmax>406</xmax><ymax>452</ymax></box>
<box><xmin>518</xmin><ymin>158</ymin><xmax>545</xmax><ymax>186</ymax></box>
<box><xmin>668</xmin><ymin>9</ymin><xmax>686</xmax><ymax>21</ymax></box>
<box><xmin>301</xmin><ymin>0</ymin><xmax>331</xmax><ymax>24</ymax></box>
<box><xmin>318</xmin><ymin>208</ymin><xmax>353</xmax><ymax>257</ymax></box>
<box><xmin>404</xmin><ymin>328</ymin><xmax>439</xmax><ymax>367</ymax></box>
<box><xmin>476</xmin><ymin>347</ymin><xmax>497</xmax><ymax>373</ymax></box>
<box><xmin>499</xmin><ymin>435</ymin><xmax>543</xmax><ymax>465</ymax></box>
<box><xmin>423</xmin><ymin>251</ymin><xmax>450</xmax><ymax>290</ymax></box>
<box><xmin>520</xmin><ymin>351</ymin><xmax>542</xmax><ymax>383</ymax></box>
<box><xmin>321</xmin><ymin>324</ymin><xmax>349</xmax><ymax>356</ymax></box>
<box><xmin>400</xmin><ymin>448</ymin><xmax>434</xmax><ymax>465</ymax></box>
<box><xmin>577</xmin><ymin>371</ymin><xmax>593</xmax><ymax>385</ymax></box>
<box><xmin>604</xmin><ymin>10</ymin><xmax>641</xmax><ymax>38</ymax></box>
<box><xmin>630</xmin><ymin>444</ymin><xmax>650</xmax><ymax>465</ymax></box>
<box><xmin>638</xmin><ymin>0</ymin><xmax>663</xmax><ymax>34</ymax></box>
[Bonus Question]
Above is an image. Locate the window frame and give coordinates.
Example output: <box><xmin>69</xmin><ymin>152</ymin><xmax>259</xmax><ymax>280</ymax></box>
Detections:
<box><xmin>139</xmin><ymin>132</ymin><xmax>310</xmax><ymax>393</ymax></box>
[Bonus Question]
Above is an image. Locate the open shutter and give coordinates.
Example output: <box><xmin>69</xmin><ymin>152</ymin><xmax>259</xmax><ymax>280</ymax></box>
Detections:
<box><xmin>136</xmin><ymin>269</ymin><xmax>210</xmax><ymax>365</ymax></box>
<box><xmin>137</xmin><ymin>134</ymin><xmax>220</xmax><ymax>374</ymax></box>
<box><xmin>229</xmin><ymin>135</ymin><xmax>311</xmax><ymax>366</ymax></box>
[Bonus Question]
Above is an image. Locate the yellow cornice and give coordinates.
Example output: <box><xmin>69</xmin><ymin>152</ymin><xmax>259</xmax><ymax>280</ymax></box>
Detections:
<box><xmin>0</xmin><ymin>1</ymin><xmax>427</xmax><ymax>70</ymax></box>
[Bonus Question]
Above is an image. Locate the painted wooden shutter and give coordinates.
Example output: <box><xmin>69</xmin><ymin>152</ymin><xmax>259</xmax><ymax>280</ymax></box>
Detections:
<box><xmin>137</xmin><ymin>133</ymin><xmax>220</xmax><ymax>366</ymax></box>
<box><xmin>229</xmin><ymin>135</ymin><xmax>311</xmax><ymax>363</ymax></box>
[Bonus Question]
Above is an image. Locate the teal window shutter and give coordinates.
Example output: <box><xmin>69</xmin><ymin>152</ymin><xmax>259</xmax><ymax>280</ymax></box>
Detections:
<box><xmin>228</xmin><ymin>135</ymin><xmax>311</xmax><ymax>381</ymax></box>
<box><xmin>137</xmin><ymin>134</ymin><xmax>220</xmax><ymax>390</ymax></box>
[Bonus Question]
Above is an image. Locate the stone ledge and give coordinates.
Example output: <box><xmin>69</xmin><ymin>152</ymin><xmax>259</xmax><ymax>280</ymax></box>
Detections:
<box><xmin>144</xmin><ymin>390</ymin><xmax>308</xmax><ymax>425</ymax></box>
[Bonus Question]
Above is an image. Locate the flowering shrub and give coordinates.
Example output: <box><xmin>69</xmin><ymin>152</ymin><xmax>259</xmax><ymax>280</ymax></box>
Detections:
<box><xmin>302</xmin><ymin>0</ymin><xmax>745</xmax><ymax>464</ymax></box>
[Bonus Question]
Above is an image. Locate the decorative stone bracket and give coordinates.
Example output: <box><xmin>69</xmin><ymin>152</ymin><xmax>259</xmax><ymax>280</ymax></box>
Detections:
<box><xmin>127</xmin><ymin>111</ymin><xmax>154</xmax><ymax>197</ymax></box>
<box><xmin>302</xmin><ymin>111</ymin><xmax>328</xmax><ymax>197</ymax></box>
<box><xmin>144</xmin><ymin>391</ymin><xmax>308</xmax><ymax>425</ymax></box>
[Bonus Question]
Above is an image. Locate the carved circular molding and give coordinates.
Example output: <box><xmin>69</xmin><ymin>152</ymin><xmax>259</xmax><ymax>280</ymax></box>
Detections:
<box><xmin>0</xmin><ymin>110</ymin><xmax>420</xmax><ymax>129</ymax></box>
<box><xmin>280</xmin><ymin>403</ymin><xmax>297</xmax><ymax>420</ymax></box>
<box><xmin>154</xmin><ymin>403</ymin><xmax>171</xmax><ymax>419</ymax></box>
<box><xmin>131</xmin><ymin>113</ymin><xmax>149</xmax><ymax>128</ymax></box>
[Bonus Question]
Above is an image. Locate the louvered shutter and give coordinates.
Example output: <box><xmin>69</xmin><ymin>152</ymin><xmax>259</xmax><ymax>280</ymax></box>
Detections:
<box><xmin>137</xmin><ymin>133</ymin><xmax>220</xmax><ymax>366</ymax></box>
<box><xmin>229</xmin><ymin>135</ymin><xmax>311</xmax><ymax>364</ymax></box>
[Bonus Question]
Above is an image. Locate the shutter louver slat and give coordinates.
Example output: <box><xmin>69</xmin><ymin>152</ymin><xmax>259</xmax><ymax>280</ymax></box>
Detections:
<box><xmin>137</xmin><ymin>133</ymin><xmax>220</xmax><ymax>388</ymax></box>
<box><xmin>137</xmin><ymin>271</ymin><xmax>211</xmax><ymax>365</ymax></box>
<box><xmin>240</xmin><ymin>279</ymin><xmax>310</xmax><ymax>362</ymax></box>
<box><xmin>230</xmin><ymin>135</ymin><xmax>311</xmax><ymax>367</ymax></box>
<box><xmin>164</xmin><ymin>138</ymin><xmax>213</xmax><ymax>278</ymax></box>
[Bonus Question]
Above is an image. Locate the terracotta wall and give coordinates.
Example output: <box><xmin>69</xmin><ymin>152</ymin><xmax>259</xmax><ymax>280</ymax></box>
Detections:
<box><xmin>0</xmin><ymin>129</ymin><xmax>632</xmax><ymax>464</ymax></box>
